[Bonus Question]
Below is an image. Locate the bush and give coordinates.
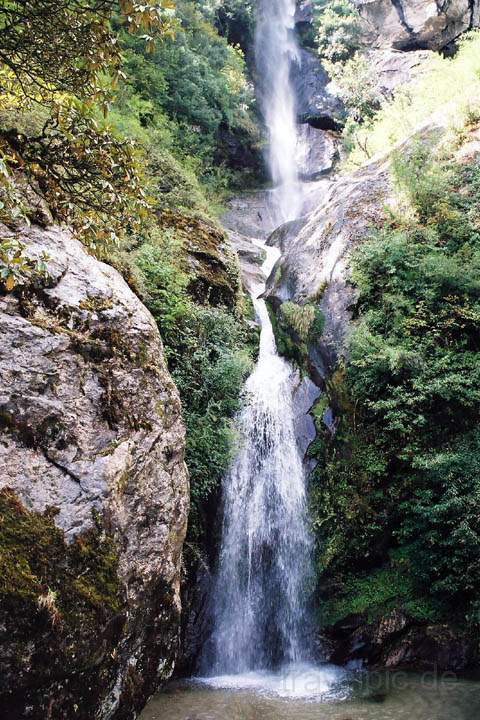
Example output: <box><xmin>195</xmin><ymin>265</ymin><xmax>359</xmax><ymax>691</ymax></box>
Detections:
<box><xmin>345</xmin><ymin>31</ymin><xmax>480</xmax><ymax>166</ymax></box>
<box><xmin>310</xmin><ymin>148</ymin><xmax>480</xmax><ymax>628</ymax></box>
<box><xmin>327</xmin><ymin>54</ymin><xmax>382</xmax><ymax>122</ymax></box>
<box><xmin>314</xmin><ymin>0</ymin><xmax>362</xmax><ymax>64</ymax></box>
<box><xmin>135</xmin><ymin>227</ymin><xmax>256</xmax><ymax>537</ymax></box>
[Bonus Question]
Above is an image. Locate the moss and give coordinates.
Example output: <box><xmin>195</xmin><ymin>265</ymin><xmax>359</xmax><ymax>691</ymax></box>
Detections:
<box><xmin>267</xmin><ymin>300</ymin><xmax>325</xmax><ymax>372</ymax></box>
<box><xmin>320</xmin><ymin>563</ymin><xmax>444</xmax><ymax>628</ymax></box>
<box><xmin>99</xmin><ymin>439</ymin><xmax>122</xmax><ymax>456</ymax></box>
<box><xmin>155</xmin><ymin>400</ymin><xmax>165</xmax><ymax>418</ymax></box>
<box><xmin>0</xmin><ymin>488</ymin><xmax>122</xmax><ymax>622</ymax></box>
<box><xmin>325</xmin><ymin>363</ymin><xmax>356</xmax><ymax>416</ymax></box>
<box><xmin>311</xmin><ymin>395</ymin><xmax>330</xmax><ymax>431</ymax></box>
<box><xmin>79</xmin><ymin>295</ymin><xmax>114</xmax><ymax>313</ymax></box>
<box><xmin>267</xmin><ymin>300</ymin><xmax>307</xmax><ymax>366</ymax></box>
<box><xmin>156</xmin><ymin>210</ymin><xmax>239</xmax><ymax>307</ymax></box>
<box><xmin>0</xmin><ymin>489</ymin><xmax>133</xmax><ymax>716</ymax></box>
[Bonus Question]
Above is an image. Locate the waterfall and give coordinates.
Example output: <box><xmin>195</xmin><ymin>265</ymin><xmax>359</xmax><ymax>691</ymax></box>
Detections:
<box><xmin>203</xmin><ymin>0</ymin><xmax>314</xmax><ymax>677</ymax></box>
<box><xmin>255</xmin><ymin>0</ymin><xmax>302</xmax><ymax>224</ymax></box>
<box><xmin>206</xmin><ymin>246</ymin><xmax>313</xmax><ymax>674</ymax></box>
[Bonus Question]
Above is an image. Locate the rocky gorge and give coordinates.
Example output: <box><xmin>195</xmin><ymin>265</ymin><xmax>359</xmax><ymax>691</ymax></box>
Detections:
<box><xmin>1</xmin><ymin>0</ymin><xmax>480</xmax><ymax>718</ymax></box>
<box><xmin>200</xmin><ymin>0</ymin><xmax>480</xmax><ymax>677</ymax></box>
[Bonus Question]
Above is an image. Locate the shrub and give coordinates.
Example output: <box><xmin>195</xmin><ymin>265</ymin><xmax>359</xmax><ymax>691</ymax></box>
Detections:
<box><xmin>327</xmin><ymin>54</ymin><xmax>382</xmax><ymax>122</ymax></box>
<box><xmin>136</xmin><ymin>227</ymin><xmax>255</xmax><ymax>536</ymax></box>
<box><xmin>310</xmin><ymin>148</ymin><xmax>480</xmax><ymax>628</ymax></box>
<box><xmin>314</xmin><ymin>0</ymin><xmax>362</xmax><ymax>64</ymax></box>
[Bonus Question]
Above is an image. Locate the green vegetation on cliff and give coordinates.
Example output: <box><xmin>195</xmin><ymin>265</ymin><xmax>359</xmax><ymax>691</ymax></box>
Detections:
<box><xmin>313</xmin><ymin>0</ymin><xmax>362</xmax><ymax>63</ymax></box>
<box><xmin>135</xmin><ymin>220</ymin><xmax>257</xmax><ymax>538</ymax></box>
<box><xmin>310</xmin><ymin>141</ymin><xmax>480</xmax><ymax>634</ymax></box>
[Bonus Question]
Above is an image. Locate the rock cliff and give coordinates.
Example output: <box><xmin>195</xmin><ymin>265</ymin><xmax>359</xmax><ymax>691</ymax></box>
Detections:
<box><xmin>0</xmin><ymin>221</ymin><xmax>189</xmax><ymax>718</ymax></box>
<box><xmin>354</xmin><ymin>0</ymin><xmax>479</xmax><ymax>51</ymax></box>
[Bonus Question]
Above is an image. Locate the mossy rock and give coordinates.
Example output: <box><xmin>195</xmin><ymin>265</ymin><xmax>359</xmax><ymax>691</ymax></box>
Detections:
<box><xmin>0</xmin><ymin>488</ymin><xmax>125</xmax><ymax>716</ymax></box>
<box><xmin>157</xmin><ymin>210</ymin><xmax>240</xmax><ymax>308</ymax></box>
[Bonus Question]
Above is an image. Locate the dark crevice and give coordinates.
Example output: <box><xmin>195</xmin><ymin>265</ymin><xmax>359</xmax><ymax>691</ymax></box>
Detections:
<box><xmin>42</xmin><ymin>449</ymin><xmax>82</xmax><ymax>484</ymax></box>
<box><xmin>301</xmin><ymin>115</ymin><xmax>343</xmax><ymax>131</ymax></box>
<box><xmin>469</xmin><ymin>0</ymin><xmax>478</xmax><ymax>27</ymax></box>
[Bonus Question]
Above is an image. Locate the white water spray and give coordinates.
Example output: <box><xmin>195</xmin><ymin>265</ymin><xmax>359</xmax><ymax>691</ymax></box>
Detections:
<box><xmin>200</xmin><ymin>0</ymin><xmax>341</xmax><ymax>694</ymax></box>
<box><xmin>206</xmin><ymin>243</ymin><xmax>313</xmax><ymax>673</ymax></box>
<box><xmin>255</xmin><ymin>0</ymin><xmax>303</xmax><ymax>223</ymax></box>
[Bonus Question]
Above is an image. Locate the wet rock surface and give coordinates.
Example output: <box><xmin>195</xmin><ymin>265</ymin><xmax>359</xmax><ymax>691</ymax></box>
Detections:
<box><xmin>326</xmin><ymin>611</ymin><xmax>478</xmax><ymax>672</ymax></box>
<box><xmin>354</xmin><ymin>0</ymin><xmax>479</xmax><ymax>51</ymax></box>
<box><xmin>297</xmin><ymin>125</ymin><xmax>338</xmax><ymax>180</ymax></box>
<box><xmin>0</xmin><ymin>223</ymin><xmax>189</xmax><ymax>719</ymax></box>
<box><xmin>266</xmin><ymin>154</ymin><xmax>394</xmax><ymax>375</ymax></box>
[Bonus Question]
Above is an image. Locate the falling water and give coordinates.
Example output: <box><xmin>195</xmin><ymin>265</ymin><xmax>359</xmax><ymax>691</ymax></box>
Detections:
<box><xmin>255</xmin><ymin>0</ymin><xmax>302</xmax><ymax>223</ymax></box>
<box><xmin>206</xmin><ymin>245</ymin><xmax>313</xmax><ymax>674</ymax></box>
<box><xmin>202</xmin><ymin>0</ymin><xmax>315</xmax><ymax>678</ymax></box>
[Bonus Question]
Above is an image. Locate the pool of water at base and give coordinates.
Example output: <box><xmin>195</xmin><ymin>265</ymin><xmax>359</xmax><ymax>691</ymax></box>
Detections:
<box><xmin>140</xmin><ymin>664</ymin><xmax>480</xmax><ymax>720</ymax></box>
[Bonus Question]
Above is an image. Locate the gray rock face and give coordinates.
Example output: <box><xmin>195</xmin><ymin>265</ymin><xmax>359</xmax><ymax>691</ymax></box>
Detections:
<box><xmin>266</xmin><ymin>155</ymin><xmax>394</xmax><ymax>375</ymax></box>
<box><xmin>0</xmin><ymin>223</ymin><xmax>189</xmax><ymax>719</ymax></box>
<box><xmin>295</xmin><ymin>0</ymin><xmax>314</xmax><ymax>25</ymax></box>
<box><xmin>297</xmin><ymin>125</ymin><xmax>338</xmax><ymax>180</ymax></box>
<box><xmin>367</xmin><ymin>47</ymin><xmax>432</xmax><ymax>97</ymax></box>
<box><xmin>226</xmin><ymin>229</ymin><xmax>265</xmax><ymax>294</ymax></box>
<box><xmin>354</xmin><ymin>0</ymin><xmax>479</xmax><ymax>50</ymax></box>
<box><xmin>290</xmin><ymin>371</ymin><xmax>321</xmax><ymax>469</ymax></box>
<box><xmin>222</xmin><ymin>192</ymin><xmax>279</xmax><ymax>241</ymax></box>
<box><xmin>327</xmin><ymin>610</ymin><xmax>478</xmax><ymax>671</ymax></box>
<box><xmin>292</xmin><ymin>49</ymin><xmax>344</xmax><ymax>126</ymax></box>
<box><xmin>221</xmin><ymin>194</ymin><xmax>274</xmax><ymax>294</ymax></box>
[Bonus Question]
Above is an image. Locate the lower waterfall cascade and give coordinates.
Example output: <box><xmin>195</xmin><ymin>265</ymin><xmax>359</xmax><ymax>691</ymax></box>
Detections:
<box><xmin>204</xmin><ymin>245</ymin><xmax>314</xmax><ymax>675</ymax></box>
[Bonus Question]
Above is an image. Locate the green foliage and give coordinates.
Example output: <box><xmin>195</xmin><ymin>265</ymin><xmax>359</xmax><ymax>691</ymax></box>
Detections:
<box><xmin>117</xmin><ymin>0</ymin><xmax>260</xmax><ymax>191</ymax></box>
<box><xmin>344</xmin><ymin>31</ymin><xmax>480</xmax><ymax>166</ymax></box>
<box><xmin>272</xmin><ymin>300</ymin><xmax>325</xmax><ymax>369</ymax></box>
<box><xmin>0</xmin><ymin>2</ymin><xmax>178</xmax><ymax>249</ymax></box>
<box><xmin>135</xmin><ymin>224</ymin><xmax>256</xmax><ymax>538</ymax></box>
<box><xmin>0</xmin><ymin>237</ymin><xmax>48</xmax><ymax>291</ymax></box>
<box><xmin>310</xmin><ymin>147</ymin><xmax>480</xmax><ymax>629</ymax></box>
<box><xmin>280</xmin><ymin>302</ymin><xmax>317</xmax><ymax>341</ymax></box>
<box><xmin>0</xmin><ymin>488</ymin><xmax>122</xmax><ymax>621</ymax></box>
<box><xmin>399</xmin><ymin>430</ymin><xmax>480</xmax><ymax>615</ymax></box>
<box><xmin>0</xmin><ymin>1</ymin><xmax>176</xmax><ymax>104</ymax></box>
<box><xmin>0</xmin><ymin>0</ymin><xmax>260</xmax><ymax>254</ymax></box>
<box><xmin>327</xmin><ymin>54</ymin><xmax>382</xmax><ymax>123</ymax></box>
<box><xmin>211</xmin><ymin>0</ymin><xmax>255</xmax><ymax>52</ymax></box>
<box><xmin>176</xmin><ymin>306</ymin><xmax>254</xmax><ymax>505</ymax></box>
<box><xmin>321</xmin><ymin>563</ymin><xmax>442</xmax><ymax>626</ymax></box>
<box><xmin>1</xmin><ymin>102</ymin><xmax>150</xmax><ymax>247</ymax></box>
<box><xmin>135</xmin><ymin>230</ymin><xmax>191</xmax><ymax>339</ymax></box>
<box><xmin>313</xmin><ymin>0</ymin><xmax>362</xmax><ymax>64</ymax></box>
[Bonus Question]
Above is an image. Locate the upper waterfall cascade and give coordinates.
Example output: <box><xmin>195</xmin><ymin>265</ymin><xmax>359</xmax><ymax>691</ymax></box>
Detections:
<box><xmin>203</xmin><ymin>0</ymin><xmax>316</xmax><ymax>677</ymax></box>
<box><xmin>255</xmin><ymin>0</ymin><xmax>303</xmax><ymax>224</ymax></box>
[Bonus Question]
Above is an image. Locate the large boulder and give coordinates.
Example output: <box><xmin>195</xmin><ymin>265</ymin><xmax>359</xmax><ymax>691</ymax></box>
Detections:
<box><xmin>354</xmin><ymin>0</ymin><xmax>479</xmax><ymax>51</ymax></box>
<box><xmin>296</xmin><ymin>125</ymin><xmax>338</xmax><ymax>180</ymax></box>
<box><xmin>367</xmin><ymin>47</ymin><xmax>432</xmax><ymax>97</ymax></box>
<box><xmin>327</xmin><ymin>611</ymin><xmax>478</xmax><ymax>671</ymax></box>
<box><xmin>0</xmin><ymin>223</ymin><xmax>189</xmax><ymax>719</ymax></box>
<box><xmin>266</xmin><ymin>122</ymin><xmax>446</xmax><ymax>376</ymax></box>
